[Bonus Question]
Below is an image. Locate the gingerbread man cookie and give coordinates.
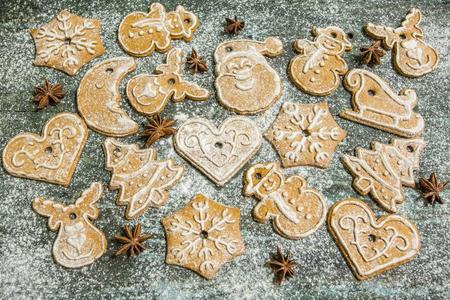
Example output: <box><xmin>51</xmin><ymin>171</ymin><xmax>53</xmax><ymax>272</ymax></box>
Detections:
<box><xmin>33</xmin><ymin>182</ymin><xmax>107</xmax><ymax>268</ymax></box>
<box><xmin>77</xmin><ymin>57</ymin><xmax>139</xmax><ymax>137</ymax></box>
<box><xmin>162</xmin><ymin>194</ymin><xmax>245</xmax><ymax>279</ymax></box>
<box><xmin>328</xmin><ymin>198</ymin><xmax>420</xmax><ymax>280</ymax></box>
<box><xmin>289</xmin><ymin>26</ymin><xmax>352</xmax><ymax>96</ymax></box>
<box><xmin>214</xmin><ymin>37</ymin><xmax>283</xmax><ymax>114</ymax></box>
<box><xmin>366</xmin><ymin>8</ymin><xmax>438</xmax><ymax>77</ymax></box>
<box><xmin>339</xmin><ymin>69</ymin><xmax>424</xmax><ymax>138</ymax></box>
<box><xmin>342</xmin><ymin>138</ymin><xmax>426</xmax><ymax>213</ymax></box>
<box><xmin>265</xmin><ymin>102</ymin><xmax>346</xmax><ymax>169</ymax></box>
<box><xmin>126</xmin><ymin>48</ymin><xmax>209</xmax><ymax>116</ymax></box>
<box><xmin>174</xmin><ymin>116</ymin><xmax>262</xmax><ymax>186</ymax></box>
<box><xmin>118</xmin><ymin>3</ymin><xmax>199</xmax><ymax>57</ymax></box>
<box><xmin>30</xmin><ymin>10</ymin><xmax>105</xmax><ymax>76</ymax></box>
<box><xmin>103</xmin><ymin>138</ymin><xmax>184</xmax><ymax>220</ymax></box>
<box><xmin>244</xmin><ymin>162</ymin><xmax>327</xmax><ymax>240</ymax></box>
<box><xmin>2</xmin><ymin>113</ymin><xmax>88</xmax><ymax>187</ymax></box>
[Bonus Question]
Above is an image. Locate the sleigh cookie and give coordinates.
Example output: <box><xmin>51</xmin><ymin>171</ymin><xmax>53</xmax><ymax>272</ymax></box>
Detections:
<box><xmin>126</xmin><ymin>48</ymin><xmax>209</xmax><ymax>116</ymax></box>
<box><xmin>243</xmin><ymin>162</ymin><xmax>326</xmax><ymax>239</ymax></box>
<box><xmin>118</xmin><ymin>3</ymin><xmax>199</xmax><ymax>57</ymax></box>
<box><xmin>339</xmin><ymin>69</ymin><xmax>424</xmax><ymax>138</ymax></box>
<box><xmin>366</xmin><ymin>8</ymin><xmax>438</xmax><ymax>77</ymax></box>
<box><xmin>342</xmin><ymin>138</ymin><xmax>425</xmax><ymax>213</ymax></box>
<box><xmin>289</xmin><ymin>26</ymin><xmax>352</xmax><ymax>96</ymax></box>
<box><xmin>33</xmin><ymin>183</ymin><xmax>107</xmax><ymax>268</ymax></box>
<box><xmin>214</xmin><ymin>37</ymin><xmax>283</xmax><ymax>114</ymax></box>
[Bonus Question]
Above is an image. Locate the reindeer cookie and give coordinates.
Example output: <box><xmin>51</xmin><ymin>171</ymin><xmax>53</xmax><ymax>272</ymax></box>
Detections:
<box><xmin>126</xmin><ymin>48</ymin><xmax>209</xmax><ymax>115</ymax></box>
<box><xmin>118</xmin><ymin>3</ymin><xmax>199</xmax><ymax>57</ymax></box>
<box><xmin>366</xmin><ymin>8</ymin><xmax>438</xmax><ymax>77</ymax></box>
<box><xmin>103</xmin><ymin>138</ymin><xmax>184</xmax><ymax>219</ymax></box>
<box><xmin>289</xmin><ymin>26</ymin><xmax>352</xmax><ymax>96</ymax></box>
<box><xmin>214</xmin><ymin>37</ymin><xmax>283</xmax><ymax>114</ymax></box>
<box><xmin>2</xmin><ymin>113</ymin><xmax>88</xmax><ymax>186</ymax></box>
<box><xmin>243</xmin><ymin>162</ymin><xmax>326</xmax><ymax>240</ymax></box>
<box><xmin>339</xmin><ymin>69</ymin><xmax>424</xmax><ymax>138</ymax></box>
<box><xmin>30</xmin><ymin>10</ymin><xmax>105</xmax><ymax>76</ymax></box>
<box><xmin>33</xmin><ymin>183</ymin><xmax>107</xmax><ymax>268</ymax></box>
<box><xmin>342</xmin><ymin>138</ymin><xmax>426</xmax><ymax>213</ymax></box>
<box><xmin>328</xmin><ymin>198</ymin><xmax>420</xmax><ymax>280</ymax></box>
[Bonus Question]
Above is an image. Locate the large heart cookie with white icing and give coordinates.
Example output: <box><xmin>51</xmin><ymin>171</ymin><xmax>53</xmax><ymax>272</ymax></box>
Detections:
<box><xmin>174</xmin><ymin>116</ymin><xmax>261</xmax><ymax>186</ymax></box>
<box><xmin>2</xmin><ymin>113</ymin><xmax>88</xmax><ymax>186</ymax></box>
<box><xmin>328</xmin><ymin>198</ymin><xmax>420</xmax><ymax>280</ymax></box>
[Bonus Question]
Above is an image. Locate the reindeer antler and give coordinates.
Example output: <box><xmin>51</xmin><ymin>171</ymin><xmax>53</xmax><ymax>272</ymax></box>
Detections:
<box><xmin>75</xmin><ymin>182</ymin><xmax>103</xmax><ymax>220</ymax></box>
<box><xmin>156</xmin><ymin>48</ymin><xmax>184</xmax><ymax>75</ymax></box>
<box><xmin>32</xmin><ymin>198</ymin><xmax>65</xmax><ymax>231</ymax></box>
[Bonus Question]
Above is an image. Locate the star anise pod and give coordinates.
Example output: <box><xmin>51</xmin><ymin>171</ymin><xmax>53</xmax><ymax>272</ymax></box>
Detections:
<box><xmin>187</xmin><ymin>49</ymin><xmax>208</xmax><ymax>73</ymax></box>
<box><xmin>115</xmin><ymin>224</ymin><xmax>151</xmax><ymax>257</ymax></box>
<box><xmin>33</xmin><ymin>79</ymin><xmax>65</xmax><ymax>109</ymax></box>
<box><xmin>360</xmin><ymin>41</ymin><xmax>385</xmax><ymax>66</ymax></box>
<box><xmin>266</xmin><ymin>246</ymin><xmax>296</xmax><ymax>285</ymax></box>
<box><xmin>419</xmin><ymin>172</ymin><xmax>449</xmax><ymax>205</ymax></box>
<box><xmin>141</xmin><ymin>114</ymin><xmax>176</xmax><ymax>147</ymax></box>
<box><xmin>225</xmin><ymin>16</ymin><xmax>245</xmax><ymax>34</ymax></box>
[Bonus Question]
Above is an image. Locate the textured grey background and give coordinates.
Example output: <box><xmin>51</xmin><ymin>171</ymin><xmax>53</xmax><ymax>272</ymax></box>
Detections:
<box><xmin>0</xmin><ymin>0</ymin><xmax>449</xmax><ymax>299</ymax></box>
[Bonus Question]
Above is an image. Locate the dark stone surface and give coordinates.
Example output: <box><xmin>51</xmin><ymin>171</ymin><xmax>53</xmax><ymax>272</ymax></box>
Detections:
<box><xmin>0</xmin><ymin>0</ymin><xmax>448</xmax><ymax>299</ymax></box>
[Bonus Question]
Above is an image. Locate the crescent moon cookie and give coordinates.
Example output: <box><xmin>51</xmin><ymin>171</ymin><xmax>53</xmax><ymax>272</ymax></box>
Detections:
<box><xmin>214</xmin><ymin>37</ymin><xmax>283</xmax><ymax>114</ymax></box>
<box><xmin>342</xmin><ymin>138</ymin><xmax>426</xmax><ymax>213</ymax></box>
<box><xmin>243</xmin><ymin>162</ymin><xmax>327</xmax><ymax>240</ymax></box>
<box><xmin>103</xmin><ymin>138</ymin><xmax>184</xmax><ymax>220</ymax></box>
<box><xmin>33</xmin><ymin>182</ymin><xmax>107</xmax><ymax>268</ymax></box>
<box><xmin>265</xmin><ymin>102</ymin><xmax>346</xmax><ymax>169</ymax></box>
<box><xmin>328</xmin><ymin>198</ymin><xmax>420</xmax><ymax>281</ymax></box>
<box><xmin>30</xmin><ymin>10</ymin><xmax>105</xmax><ymax>76</ymax></box>
<box><xmin>366</xmin><ymin>8</ymin><xmax>439</xmax><ymax>77</ymax></box>
<box><xmin>289</xmin><ymin>26</ymin><xmax>352</xmax><ymax>96</ymax></box>
<box><xmin>77</xmin><ymin>57</ymin><xmax>139</xmax><ymax>137</ymax></box>
<box><xmin>126</xmin><ymin>48</ymin><xmax>209</xmax><ymax>116</ymax></box>
<box><xmin>2</xmin><ymin>113</ymin><xmax>88</xmax><ymax>187</ymax></box>
<box><xmin>339</xmin><ymin>69</ymin><xmax>424</xmax><ymax>138</ymax></box>
<box><xmin>161</xmin><ymin>194</ymin><xmax>245</xmax><ymax>279</ymax></box>
<box><xmin>118</xmin><ymin>3</ymin><xmax>200</xmax><ymax>57</ymax></box>
<box><xmin>174</xmin><ymin>116</ymin><xmax>262</xmax><ymax>186</ymax></box>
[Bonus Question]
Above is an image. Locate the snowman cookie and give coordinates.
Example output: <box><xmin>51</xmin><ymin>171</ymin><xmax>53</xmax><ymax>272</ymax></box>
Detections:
<box><xmin>289</xmin><ymin>26</ymin><xmax>352</xmax><ymax>96</ymax></box>
<box><xmin>214</xmin><ymin>37</ymin><xmax>283</xmax><ymax>114</ymax></box>
<box><xmin>243</xmin><ymin>162</ymin><xmax>327</xmax><ymax>240</ymax></box>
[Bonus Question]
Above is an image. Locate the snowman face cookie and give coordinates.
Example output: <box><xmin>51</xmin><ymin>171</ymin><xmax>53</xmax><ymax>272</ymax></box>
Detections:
<box><xmin>214</xmin><ymin>37</ymin><xmax>283</xmax><ymax>115</ymax></box>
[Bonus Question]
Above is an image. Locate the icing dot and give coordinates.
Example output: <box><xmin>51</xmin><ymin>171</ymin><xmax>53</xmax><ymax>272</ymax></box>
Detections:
<box><xmin>305</xmin><ymin>214</ymin><xmax>312</xmax><ymax>220</ymax></box>
<box><xmin>263</xmin><ymin>183</ymin><xmax>269</xmax><ymax>188</ymax></box>
<box><xmin>375</xmin><ymin>158</ymin><xmax>380</xmax><ymax>163</ymax></box>
<box><xmin>282</xmin><ymin>192</ymin><xmax>288</xmax><ymax>197</ymax></box>
<box><xmin>129</xmin><ymin>181</ymin><xmax>134</xmax><ymax>185</ymax></box>
<box><xmin>384</xmin><ymin>195</ymin><xmax>389</xmax><ymax>200</ymax></box>
<box><xmin>310</xmin><ymin>77</ymin><xmax>316</xmax><ymax>82</ymax></box>
<box><xmin>380</xmin><ymin>188</ymin><xmax>385</xmax><ymax>193</ymax></box>
<box><xmin>289</xmin><ymin>199</ymin><xmax>295</xmax><ymax>205</ymax></box>
<box><xmin>397</xmin><ymin>160</ymin><xmax>402</xmax><ymax>165</ymax></box>
<box><xmin>161</xmin><ymin>176</ymin><xmax>166</xmax><ymax>180</ymax></box>
<box><xmin>138</xmin><ymin>183</ymin><xmax>142</xmax><ymax>188</ymax></box>
<box><xmin>122</xmin><ymin>168</ymin><xmax>127</xmax><ymax>172</ymax></box>
<box><xmin>268</xmin><ymin>178</ymin><xmax>274</xmax><ymax>183</ymax></box>
<box><xmin>297</xmin><ymin>206</ymin><xmax>304</xmax><ymax>212</ymax></box>
<box><xmin>319</xmin><ymin>61</ymin><xmax>325</xmax><ymax>67</ymax></box>
<box><xmin>356</xmin><ymin>166</ymin><xmax>361</xmax><ymax>171</ymax></box>
<box><xmin>128</xmin><ymin>32</ymin><xmax>134</xmax><ymax>38</ymax></box>
<box><xmin>314</xmin><ymin>69</ymin><xmax>320</xmax><ymax>74</ymax></box>
<box><xmin>143</xmin><ymin>174</ymin><xmax>147</xmax><ymax>178</ymax></box>
<box><xmin>148</xmin><ymin>28</ymin><xmax>153</xmax><ymax>34</ymax></box>
<box><xmin>138</xmin><ymin>30</ymin><xmax>144</xmax><ymax>36</ymax></box>
<box><xmin>323</xmin><ymin>55</ymin><xmax>329</xmax><ymax>60</ymax></box>
<box><xmin>383</xmin><ymin>171</ymin><xmax>389</xmax><ymax>176</ymax></box>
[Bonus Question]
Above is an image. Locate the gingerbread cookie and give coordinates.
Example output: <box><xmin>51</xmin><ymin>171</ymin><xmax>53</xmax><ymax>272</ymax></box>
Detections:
<box><xmin>342</xmin><ymin>138</ymin><xmax>425</xmax><ymax>213</ymax></box>
<box><xmin>33</xmin><ymin>182</ymin><xmax>107</xmax><ymax>268</ymax></box>
<box><xmin>289</xmin><ymin>26</ymin><xmax>352</xmax><ymax>96</ymax></box>
<box><xmin>77</xmin><ymin>57</ymin><xmax>139</xmax><ymax>137</ymax></box>
<box><xmin>243</xmin><ymin>162</ymin><xmax>326</xmax><ymax>240</ymax></box>
<box><xmin>366</xmin><ymin>8</ymin><xmax>438</xmax><ymax>77</ymax></box>
<box><xmin>2</xmin><ymin>113</ymin><xmax>88</xmax><ymax>187</ymax></box>
<box><xmin>174</xmin><ymin>116</ymin><xmax>262</xmax><ymax>186</ymax></box>
<box><xmin>118</xmin><ymin>3</ymin><xmax>199</xmax><ymax>57</ymax></box>
<box><xmin>30</xmin><ymin>10</ymin><xmax>105</xmax><ymax>76</ymax></box>
<box><xmin>265</xmin><ymin>102</ymin><xmax>346</xmax><ymax>169</ymax></box>
<box><xmin>214</xmin><ymin>37</ymin><xmax>283</xmax><ymax>114</ymax></box>
<box><xmin>328</xmin><ymin>198</ymin><xmax>420</xmax><ymax>281</ymax></box>
<box><xmin>126</xmin><ymin>48</ymin><xmax>209</xmax><ymax>116</ymax></box>
<box><xmin>161</xmin><ymin>194</ymin><xmax>245</xmax><ymax>279</ymax></box>
<box><xmin>339</xmin><ymin>69</ymin><xmax>424</xmax><ymax>138</ymax></box>
<box><xmin>103</xmin><ymin>138</ymin><xmax>184</xmax><ymax>219</ymax></box>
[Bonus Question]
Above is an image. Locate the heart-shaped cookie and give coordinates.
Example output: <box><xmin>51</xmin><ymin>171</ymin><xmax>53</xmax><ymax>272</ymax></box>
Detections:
<box><xmin>174</xmin><ymin>116</ymin><xmax>261</xmax><ymax>186</ymax></box>
<box><xmin>328</xmin><ymin>198</ymin><xmax>420</xmax><ymax>280</ymax></box>
<box><xmin>2</xmin><ymin>113</ymin><xmax>88</xmax><ymax>186</ymax></box>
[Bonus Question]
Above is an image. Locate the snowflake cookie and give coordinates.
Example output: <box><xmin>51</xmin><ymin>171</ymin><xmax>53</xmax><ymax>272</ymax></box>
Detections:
<box><xmin>244</xmin><ymin>162</ymin><xmax>327</xmax><ymax>239</ymax></box>
<box><xmin>30</xmin><ymin>10</ymin><xmax>105</xmax><ymax>76</ymax></box>
<box><xmin>33</xmin><ymin>182</ymin><xmax>107</xmax><ymax>268</ymax></box>
<box><xmin>265</xmin><ymin>102</ymin><xmax>346</xmax><ymax>168</ymax></box>
<box><xmin>161</xmin><ymin>194</ymin><xmax>245</xmax><ymax>279</ymax></box>
<box><xmin>328</xmin><ymin>198</ymin><xmax>420</xmax><ymax>280</ymax></box>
